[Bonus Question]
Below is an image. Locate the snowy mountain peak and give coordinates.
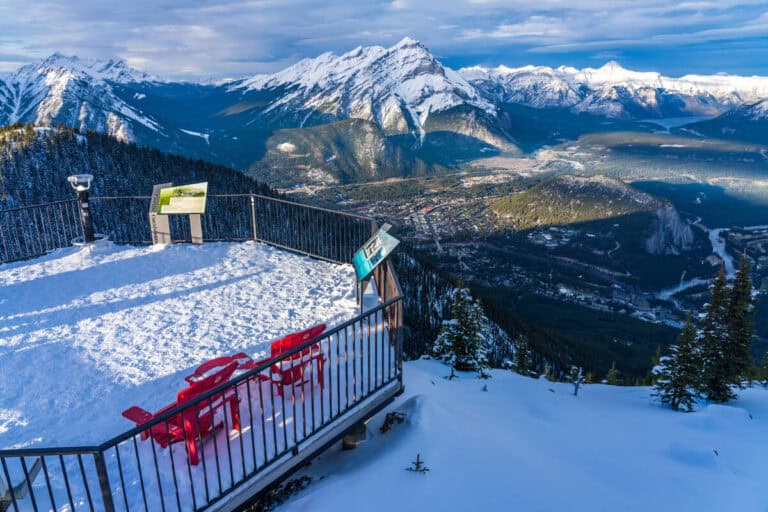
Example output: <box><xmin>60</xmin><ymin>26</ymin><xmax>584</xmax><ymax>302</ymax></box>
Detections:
<box><xmin>576</xmin><ymin>62</ymin><xmax>663</xmax><ymax>88</ymax></box>
<box><xmin>233</xmin><ymin>37</ymin><xmax>495</xmax><ymax>134</ymax></box>
<box><xmin>392</xmin><ymin>36</ymin><xmax>423</xmax><ymax>49</ymax></box>
<box><xmin>0</xmin><ymin>53</ymin><xmax>161</xmax><ymax>140</ymax></box>
<box><xmin>29</xmin><ymin>53</ymin><xmax>157</xmax><ymax>84</ymax></box>
<box><xmin>745</xmin><ymin>98</ymin><xmax>768</xmax><ymax>120</ymax></box>
<box><xmin>596</xmin><ymin>61</ymin><xmax>629</xmax><ymax>74</ymax></box>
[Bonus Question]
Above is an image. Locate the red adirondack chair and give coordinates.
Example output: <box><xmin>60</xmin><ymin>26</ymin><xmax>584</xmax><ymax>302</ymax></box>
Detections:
<box><xmin>234</xmin><ymin>324</ymin><xmax>327</xmax><ymax>396</ymax></box>
<box><xmin>268</xmin><ymin>324</ymin><xmax>327</xmax><ymax>396</ymax></box>
<box><xmin>122</xmin><ymin>361</ymin><xmax>241</xmax><ymax>466</ymax></box>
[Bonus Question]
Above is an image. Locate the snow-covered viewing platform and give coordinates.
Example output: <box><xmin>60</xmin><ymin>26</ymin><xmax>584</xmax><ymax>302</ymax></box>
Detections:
<box><xmin>0</xmin><ymin>194</ymin><xmax>405</xmax><ymax>512</ymax></box>
<box><xmin>0</xmin><ymin>242</ymin><xmax>365</xmax><ymax>448</ymax></box>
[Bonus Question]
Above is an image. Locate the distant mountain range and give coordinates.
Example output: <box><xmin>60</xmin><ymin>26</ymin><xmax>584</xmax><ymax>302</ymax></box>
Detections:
<box><xmin>2</xmin><ymin>38</ymin><xmax>767</xmax><ymax>186</ymax></box>
<box><xmin>462</xmin><ymin>61</ymin><xmax>768</xmax><ymax>118</ymax></box>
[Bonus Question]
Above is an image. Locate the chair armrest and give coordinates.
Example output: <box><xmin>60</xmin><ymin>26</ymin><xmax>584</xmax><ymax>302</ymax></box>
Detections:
<box><xmin>122</xmin><ymin>406</ymin><xmax>154</xmax><ymax>425</ymax></box>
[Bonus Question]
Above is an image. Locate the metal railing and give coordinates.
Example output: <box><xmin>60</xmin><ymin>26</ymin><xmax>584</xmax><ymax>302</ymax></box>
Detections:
<box><xmin>0</xmin><ymin>195</ymin><xmax>404</xmax><ymax>512</ymax></box>
<box><xmin>0</xmin><ymin>200</ymin><xmax>82</xmax><ymax>264</ymax></box>
<box><xmin>2</xmin><ymin>194</ymin><xmax>374</xmax><ymax>266</ymax></box>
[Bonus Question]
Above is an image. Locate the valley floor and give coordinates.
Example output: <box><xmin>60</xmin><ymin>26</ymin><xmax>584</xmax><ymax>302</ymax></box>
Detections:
<box><xmin>282</xmin><ymin>360</ymin><xmax>768</xmax><ymax>512</ymax></box>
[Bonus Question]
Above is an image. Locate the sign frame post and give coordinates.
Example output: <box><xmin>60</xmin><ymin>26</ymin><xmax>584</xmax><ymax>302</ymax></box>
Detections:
<box><xmin>189</xmin><ymin>214</ymin><xmax>203</xmax><ymax>244</ymax></box>
<box><xmin>149</xmin><ymin>183</ymin><xmax>172</xmax><ymax>245</ymax></box>
<box><xmin>352</xmin><ymin>223</ymin><xmax>399</xmax><ymax>312</ymax></box>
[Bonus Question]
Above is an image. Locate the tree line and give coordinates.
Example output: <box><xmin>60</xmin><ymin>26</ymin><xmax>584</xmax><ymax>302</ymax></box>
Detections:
<box><xmin>654</xmin><ymin>255</ymin><xmax>759</xmax><ymax>411</ymax></box>
<box><xmin>431</xmin><ymin>251</ymin><xmax>763</xmax><ymax>411</ymax></box>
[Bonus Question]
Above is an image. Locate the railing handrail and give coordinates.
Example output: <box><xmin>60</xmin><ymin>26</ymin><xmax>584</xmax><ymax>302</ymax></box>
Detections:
<box><xmin>84</xmin><ymin>194</ymin><xmax>375</xmax><ymax>223</ymax></box>
<box><xmin>0</xmin><ymin>198</ymin><xmax>77</xmax><ymax>214</ymax></box>
<box><xmin>0</xmin><ymin>446</ymin><xmax>101</xmax><ymax>457</ymax></box>
<box><xmin>1</xmin><ymin>193</ymin><xmax>376</xmax><ymax>265</ymax></box>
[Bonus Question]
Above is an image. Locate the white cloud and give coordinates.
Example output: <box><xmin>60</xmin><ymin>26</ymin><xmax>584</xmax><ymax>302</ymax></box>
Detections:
<box><xmin>0</xmin><ymin>0</ymin><xmax>765</xmax><ymax>78</ymax></box>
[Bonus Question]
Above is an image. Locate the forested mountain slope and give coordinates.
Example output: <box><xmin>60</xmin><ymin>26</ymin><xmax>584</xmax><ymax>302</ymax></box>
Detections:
<box><xmin>0</xmin><ymin>124</ymin><xmax>272</xmax><ymax>208</ymax></box>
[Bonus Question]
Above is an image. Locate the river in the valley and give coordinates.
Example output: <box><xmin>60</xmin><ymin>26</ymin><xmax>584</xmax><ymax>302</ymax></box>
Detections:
<box><xmin>657</xmin><ymin>223</ymin><xmax>764</xmax><ymax>300</ymax></box>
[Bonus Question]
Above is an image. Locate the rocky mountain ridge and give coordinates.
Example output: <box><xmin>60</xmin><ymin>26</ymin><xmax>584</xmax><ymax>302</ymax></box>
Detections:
<box><xmin>2</xmin><ymin>41</ymin><xmax>768</xmax><ymax>185</ymax></box>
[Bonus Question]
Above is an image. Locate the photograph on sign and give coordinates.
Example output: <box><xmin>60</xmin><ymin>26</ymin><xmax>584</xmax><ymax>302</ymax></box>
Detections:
<box><xmin>353</xmin><ymin>228</ymin><xmax>399</xmax><ymax>281</ymax></box>
<box><xmin>157</xmin><ymin>182</ymin><xmax>208</xmax><ymax>214</ymax></box>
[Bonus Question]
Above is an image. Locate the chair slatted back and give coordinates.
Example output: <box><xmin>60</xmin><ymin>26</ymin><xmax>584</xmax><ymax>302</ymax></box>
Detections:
<box><xmin>270</xmin><ymin>324</ymin><xmax>327</xmax><ymax>359</ymax></box>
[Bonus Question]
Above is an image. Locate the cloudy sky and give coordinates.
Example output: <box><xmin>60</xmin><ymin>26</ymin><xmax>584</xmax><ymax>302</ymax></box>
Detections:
<box><xmin>1</xmin><ymin>0</ymin><xmax>767</xmax><ymax>79</ymax></box>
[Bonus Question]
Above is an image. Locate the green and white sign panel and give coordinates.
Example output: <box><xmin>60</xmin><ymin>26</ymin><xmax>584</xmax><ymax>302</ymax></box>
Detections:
<box><xmin>353</xmin><ymin>227</ymin><xmax>400</xmax><ymax>281</ymax></box>
<box><xmin>157</xmin><ymin>182</ymin><xmax>208</xmax><ymax>215</ymax></box>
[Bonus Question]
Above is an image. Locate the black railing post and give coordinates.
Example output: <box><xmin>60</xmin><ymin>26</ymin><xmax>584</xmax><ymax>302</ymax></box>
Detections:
<box><xmin>93</xmin><ymin>451</ymin><xmax>116</xmax><ymax>512</ymax></box>
<box><xmin>250</xmin><ymin>195</ymin><xmax>258</xmax><ymax>241</ymax></box>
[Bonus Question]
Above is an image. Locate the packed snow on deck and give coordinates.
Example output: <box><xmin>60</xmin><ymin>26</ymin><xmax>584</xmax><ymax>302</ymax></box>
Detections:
<box><xmin>0</xmin><ymin>241</ymin><xmax>364</xmax><ymax>449</ymax></box>
<box><xmin>283</xmin><ymin>359</ymin><xmax>768</xmax><ymax>512</ymax></box>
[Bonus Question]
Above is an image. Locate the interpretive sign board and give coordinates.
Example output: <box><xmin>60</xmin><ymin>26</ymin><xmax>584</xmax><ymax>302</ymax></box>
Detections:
<box><xmin>157</xmin><ymin>182</ymin><xmax>208</xmax><ymax>215</ymax></box>
<box><xmin>353</xmin><ymin>226</ymin><xmax>400</xmax><ymax>282</ymax></box>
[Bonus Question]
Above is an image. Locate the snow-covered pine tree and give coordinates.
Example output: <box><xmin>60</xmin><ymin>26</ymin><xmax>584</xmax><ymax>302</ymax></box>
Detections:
<box><xmin>433</xmin><ymin>288</ymin><xmax>488</xmax><ymax>373</ymax></box>
<box><xmin>653</xmin><ymin>317</ymin><xmax>701</xmax><ymax>412</ymax></box>
<box><xmin>483</xmin><ymin>321</ymin><xmax>515</xmax><ymax>368</ymax></box>
<box><xmin>645</xmin><ymin>345</ymin><xmax>662</xmax><ymax>385</ymax></box>
<box><xmin>726</xmin><ymin>254</ymin><xmax>755</xmax><ymax>388</ymax></box>
<box><xmin>606</xmin><ymin>361</ymin><xmax>620</xmax><ymax>385</ymax></box>
<box><xmin>700</xmin><ymin>267</ymin><xmax>736</xmax><ymax>402</ymax></box>
<box><xmin>513</xmin><ymin>335</ymin><xmax>534</xmax><ymax>377</ymax></box>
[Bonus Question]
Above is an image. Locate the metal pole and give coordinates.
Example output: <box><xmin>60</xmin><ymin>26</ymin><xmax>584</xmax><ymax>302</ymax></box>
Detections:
<box><xmin>76</xmin><ymin>187</ymin><xmax>95</xmax><ymax>243</ymax></box>
<box><xmin>93</xmin><ymin>451</ymin><xmax>115</xmax><ymax>512</ymax></box>
<box><xmin>68</xmin><ymin>175</ymin><xmax>96</xmax><ymax>244</ymax></box>
<box><xmin>250</xmin><ymin>195</ymin><xmax>258</xmax><ymax>240</ymax></box>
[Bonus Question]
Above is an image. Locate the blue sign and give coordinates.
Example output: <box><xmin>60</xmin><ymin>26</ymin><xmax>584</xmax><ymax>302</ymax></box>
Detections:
<box><xmin>353</xmin><ymin>228</ymin><xmax>400</xmax><ymax>281</ymax></box>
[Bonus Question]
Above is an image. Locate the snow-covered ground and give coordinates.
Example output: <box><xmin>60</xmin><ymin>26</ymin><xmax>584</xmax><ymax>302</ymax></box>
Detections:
<box><xmin>0</xmin><ymin>241</ymin><xmax>362</xmax><ymax>449</ymax></box>
<box><xmin>3</xmin><ymin>241</ymin><xmax>766</xmax><ymax>512</ymax></box>
<box><xmin>285</xmin><ymin>359</ymin><xmax>768</xmax><ymax>512</ymax></box>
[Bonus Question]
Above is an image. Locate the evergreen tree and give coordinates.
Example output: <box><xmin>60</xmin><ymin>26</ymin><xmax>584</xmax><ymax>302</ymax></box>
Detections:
<box><xmin>645</xmin><ymin>345</ymin><xmax>662</xmax><ymax>385</ymax></box>
<box><xmin>760</xmin><ymin>352</ymin><xmax>768</xmax><ymax>387</ymax></box>
<box><xmin>606</xmin><ymin>361</ymin><xmax>620</xmax><ymax>385</ymax></box>
<box><xmin>513</xmin><ymin>335</ymin><xmax>534</xmax><ymax>377</ymax></box>
<box><xmin>433</xmin><ymin>288</ymin><xmax>488</xmax><ymax>373</ymax></box>
<box><xmin>700</xmin><ymin>268</ymin><xmax>736</xmax><ymax>402</ymax></box>
<box><xmin>653</xmin><ymin>317</ymin><xmax>701</xmax><ymax>412</ymax></box>
<box><xmin>726</xmin><ymin>254</ymin><xmax>755</xmax><ymax>387</ymax></box>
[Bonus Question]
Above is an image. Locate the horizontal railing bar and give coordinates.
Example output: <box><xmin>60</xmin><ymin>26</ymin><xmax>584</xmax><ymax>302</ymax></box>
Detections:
<box><xmin>0</xmin><ymin>446</ymin><xmax>100</xmax><ymax>457</ymax></box>
<box><xmin>0</xmin><ymin>198</ymin><xmax>78</xmax><ymax>213</ymax></box>
<box><xmin>245</xmin><ymin>194</ymin><xmax>374</xmax><ymax>222</ymax></box>
<box><xmin>251</xmin><ymin>237</ymin><xmax>349</xmax><ymax>265</ymax></box>
<box><xmin>88</xmin><ymin>196</ymin><xmax>151</xmax><ymax>200</ymax></box>
<box><xmin>83</xmin><ymin>194</ymin><xmax>374</xmax><ymax>223</ymax></box>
